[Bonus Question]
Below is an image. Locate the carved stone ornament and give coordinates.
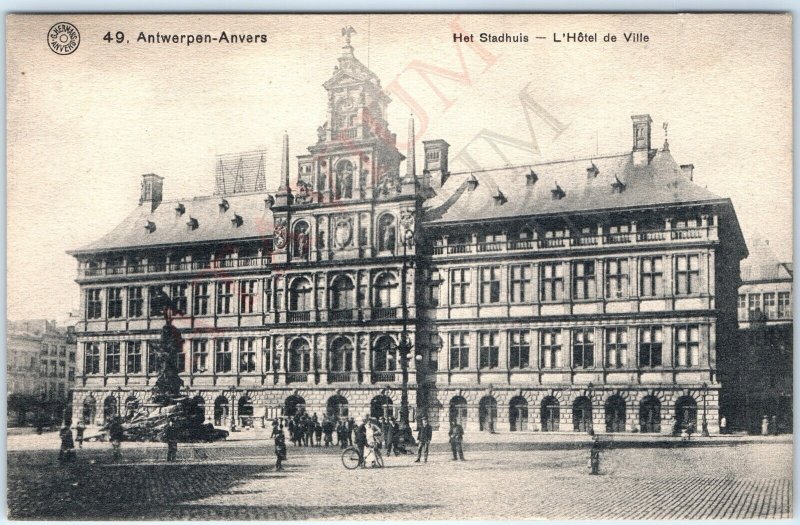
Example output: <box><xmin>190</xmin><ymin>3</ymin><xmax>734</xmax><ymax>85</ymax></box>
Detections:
<box><xmin>400</xmin><ymin>209</ymin><xmax>415</xmax><ymax>245</ymax></box>
<box><xmin>333</xmin><ymin>215</ymin><xmax>353</xmax><ymax>249</ymax></box>
<box><xmin>274</xmin><ymin>218</ymin><xmax>288</xmax><ymax>249</ymax></box>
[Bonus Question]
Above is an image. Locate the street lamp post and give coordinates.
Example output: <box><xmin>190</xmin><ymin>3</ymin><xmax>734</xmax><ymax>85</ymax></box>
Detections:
<box><xmin>398</xmin><ymin>229</ymin><xmax>414</xmax><ymax>429</ymax></box>
<box><xmin>701</xmin><ymin>382</ymin><xmax>709</xmax><ymax>437</ymax></box>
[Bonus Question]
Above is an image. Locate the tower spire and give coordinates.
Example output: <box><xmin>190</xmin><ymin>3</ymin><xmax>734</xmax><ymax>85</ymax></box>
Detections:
<box><xmin>280</xmin><ymin>131</ymin><xmax>290</xmax><ymax>190</ymax></box>
<box><xmin>406</xmin><ymin>115</ymin><xmax>416</xmax><ymax>180</ymax></box>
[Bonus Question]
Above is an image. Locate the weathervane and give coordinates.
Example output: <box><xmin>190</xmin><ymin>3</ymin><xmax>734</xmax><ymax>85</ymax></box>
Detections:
<box><xmin>342</xmin><ymin>26</ymin><xmax>357</xmax><ymax>46</ymax></box>
<box><xmin>662</xmin><ymin>121</ymin><xmax>670</xmax><ymax>150</ymax></box>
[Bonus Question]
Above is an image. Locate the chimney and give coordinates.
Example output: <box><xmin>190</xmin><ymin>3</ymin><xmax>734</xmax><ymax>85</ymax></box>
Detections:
<box><xmin>631</xmin><ymin>114</ymin><xmax>652</xmax><ymax>166</ymax></box>
<box><xmin>422</xmin><ymin>139</ymin><xmax>450</xmax><ymax>190</ymax></box>
<box><xmin>680</xmin><ymin>164</ymin><xmax>694</xmax><ymax>181</ymax></box>
<box><xmin>140</xmin><ymin>174</ymin><xmax>163</xmax><ymax>211</ymax></box>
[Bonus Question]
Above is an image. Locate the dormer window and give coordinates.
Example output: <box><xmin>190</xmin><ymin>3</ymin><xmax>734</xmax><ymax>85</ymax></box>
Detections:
<box><xmin>466</xmin><ymin>174</ymin><xmax>478</xmax><ymax>191</ymax></box>
<box><xmin>144</xmin><ymin>221</ymin><xmax>156</xmax><ymax>233</ymax></box>
<box><xmin>492</xmin><ymin>189</ymin><xmax>507</xmax><ymax>206</ymax></box>
<box><xmin>231</xmin><ymin>214</ymin><xmax>243</xmax><ymax>228</ymax></box>
<box><xmin>611</xmin><ymin>175</ymin><xmax>626</xmax><ymax>194</ymax></box>
<box><xmin>175</xmin><ymin>203</ymin><xmax>185</xmax><ymax>216</ymax></box>
<box><xmin>187</xmin><ymin>217</ymin><xmax>199</xmax><ymax>231</ymax></box>
<box><xmin>219</xmin><ymin>199</ymin><xmax>230</xmax><ymax>213</ymax></box>
<box><xmin>587</xmin><ymin>161</ymin><xmax>599</xmax><ymax>178</ymax></box>
<box><xmin>551</xmin><ymin>182</ymin><xmax>566</xmax><ymax>200</ymax></box>
<box><xmin>526</xmin><ymin>169</ymin><xmax>538</xmax><ymax>186</ymax></box>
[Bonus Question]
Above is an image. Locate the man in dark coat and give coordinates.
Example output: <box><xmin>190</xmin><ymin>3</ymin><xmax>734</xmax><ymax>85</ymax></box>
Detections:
<box><xmin>314</xmin><ymin>419</ymin><xmax>323</xmax><ymax>446</ymax></box>
<box><xmin>449</xmin><ymin>421</ymin><xmax>465</xmax><ymax>460</ymax></box>
<box><xmin>59</xmin><ymin>425</ymin><xmax>75</xmax><ymax>462</ymax></box>
<box><xmin>109</xmin><ymin>417</ymin><xmax>125</xmax><ymax>461</ymax></box>
<box><xmin>164</xmin><ymin>420</ymin><xmax>179</xmax><ymax>462</ymax></box>
<box><xmin>322</xmin><ymin>417</ymin><xmax>334</xmax><ymax>447</ymax></box>
<box><xmin>274</xmin><ymin>430</ymin><xmax>287</xmax><ymax>472</ymax></box>
<box><xmin>355</xmin><ymin>418</ymin><xmax>369</xmax><ymax>468</ymax></box>
<box><xmin>75</xmin><ymin>420</ymin><xmax>85</xmax><ymax>449</ymax></box>
<box><xmin>347</xmin><ymin>417</ymin><xmax>356</xmax><ymax>446</ymax></box>
<box><xmin>385</xmin><ymin>417</ymin><xmax>396</xmax><ymax>456</ymax></box>
<box><xmin>415</xmin><ymin>417</ymin><xmax>433</xmax><ymax>463</ymax></box>
<box><xmin>338</xmin><ymin>420</ymin><xmax>348</xmax><ymax>448</ymax></box>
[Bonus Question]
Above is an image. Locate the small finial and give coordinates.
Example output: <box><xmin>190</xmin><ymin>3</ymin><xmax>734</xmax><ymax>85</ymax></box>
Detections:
<box><xmin>662</xmin><ymin>122</ymin><xmax>670</xmax><ymax>151</ymax></box>
<box><xmin>341</xmin><ymin>26</ymin><xmax>357</xmax><ymax>47</ymax></box>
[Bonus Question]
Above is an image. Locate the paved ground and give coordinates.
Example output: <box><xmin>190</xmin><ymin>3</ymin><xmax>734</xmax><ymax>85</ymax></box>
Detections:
<box><xmin>6</xmin><ymin>430</ymin><xmax>793</xmax><ymax>520</ymax></box>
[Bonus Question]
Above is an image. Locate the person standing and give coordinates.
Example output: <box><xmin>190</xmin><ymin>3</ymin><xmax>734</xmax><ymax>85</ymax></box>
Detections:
<box><xmin>75</xmin><ymin>420</ymin><xmax>85</xmax><ymax>449</ymax></box>
<box><xmin>589</xmin><ymin>436</ymin><xmax>601</xmax><ymax>475</ymax></box>
<box><xmin>109</xmin><ymin>416</ymin><xmax>125</xmax><ymax>462</ymax></box>
<box><xmin>415</xmin><ymin>418</ymin><xmax>433</xmax><ymax>463</ymax></box>
<box><xmin>355</xmin><ymin>418</ymin><xmax>369</xmax><ymax>468</ymax></box>
<box><xmin>164</xmin><ymin>420</ymin><xmax>179</xmax><ymax>462</ymax></box>
<box><xmin>274</xmin><ymin>429</ymin><xmax>287</xmax><ymax>472</ymax></box>
<box><xmin>314</xmin><ymin>419</ymin><xmax>323</xmax><ymax>446</ymax></box>
<box><xmin>449</xmin><ymin>421</ymin><xmax>465</xmax><ymax>460</ymax></box>
<box><xmin>59</xmin><ymin>425</ymin><xmax>75</xmax><ymax>462</ymax></box>
<box><xmin>391</xmin><ymin>418</ymin><xmax>403</xmax><ymax>455</ymax></box>
<box><xmin>347</xmin><ymin>417</ymin><xmax>356</xmax><ymax>446</ymax></box>
<box><xmin>719</xmin><ymin>416</ymin><xmax>727</xmax><ymax>435</ymax></box>
<box><xmin>385</xmin><ymin>417</ymin><xmax>395</xmax><ymax>456</ymax></box>
<box><xmin>322</xmin><ymin>417</ymin><xmax>334</xmax><ymax>447</ymax></box>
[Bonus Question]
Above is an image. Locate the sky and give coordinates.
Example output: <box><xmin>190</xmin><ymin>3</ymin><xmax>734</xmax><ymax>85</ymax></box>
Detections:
<box><xmin>7</xmin><ymin>13</ymin><xmax>793</xmax><ymax>322</ymax></box>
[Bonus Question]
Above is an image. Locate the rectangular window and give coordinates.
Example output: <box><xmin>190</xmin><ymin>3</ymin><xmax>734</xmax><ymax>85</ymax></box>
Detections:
<box><xmin>509</xmin><ymin>330</ymin><xmax>530</xmax><ymax>369</ymax></box>
<box><xmin>738</xmin><ymin>294</ymin><xmax>747</xmax><ymax>320</ymax></box>
<box><xmin>192</xmin><ymin>340</ymin><xmax>209</xmax><ymax>373</ymax></box>
<box><xmin>778</xmin><ymin>292</ymin><xmax>792</xmax><ymax>318</ymax></box>
<box><xmin>263</xmin><ymin>337</ymin><xmax>272</xmax><ymax>372</ymax></box>
<box><xmin>572</xmin><ymin>328</ymin><xmax>595</xmax><ymax>368</ymax></box>
<box><xmin>450</xmin><ymin>269</ymin><xmax>471</xmax><ymax>305</ymax></box>
<box><xmin>58</xmin><ymin>362</ymin><xmax>66</xmax><ymax>378</ymax></box>
<box><xmin>264</xmin><ymin>278</ymin><xmax>273</xmax><ymax>312</ymax></box>
<box><xmin>763</xmin><ymin>292</ymin><xmax>776</xmax><ymax>319</ymax></box>
<box><xmin>147</xmin><ymin>342</ymin><xmax>159</xmax><ymax>374</ymax></box>
<box><xmin>572</xmin><ymin>261</ymin><xmax>596</xmax><ymax>300</ymax></box>
<box><xmin>50</xmin><ymin>360</ymin><xmax>57</xmax><ymax>377</ymax></box>
<box><xmin>540</xmin><ymin>263</ymin><xmax>564</xmax><ymax>301</ymax></box>
<box><xmin>193</xmin><ymin>283</ymin><xmax>210</xmax><ymax>316</ymax></box>
<box><xmin>239</xmin><ymin>280</ymin><xmax>257</xmax><ymax>314</ymax></box>
<box><xmin>216</xmin><ymin>282</ymin><xmax>234</xmax><ymax>314</ymax></box>
<box><xmin>69</xmin><ymin>351</ymin><xmax>75</xmax><ymax>363</ymax></box>
<box><xmin>605</xmin><ymin>327</ymin><xmax>628</xmax><ymax>368</ymax></box>
<box><xmin>449</xmin><ymin>332</ymin><xmax>469</xmax><ymax>370</ymax></box>
<box><xmin>68</xmin><ymin>368</ymin><xmax>75</xmax><ymax>382</ymax></box>
<box><xmin>105</xmin><ymin>342</ymin><xmax>121</xmax><ymax>374</ymax></box>
<box><xmin>675</xmin><ymin>324</ymin><xmax>700</xmax><ymax>367</ymax></box>
<box><xmin>84</xmin><ymin>343</ymin><xmax>100</xmax><ymax>374</ymax></box>
<box><xmin>59</xmin><ymin>346</ymin><xmax>66</xmax><ymax>357</ymax></box>
<box><xmin>127</xmin><ymin>287</ymin><xmax>143</xmax><ymax>318</ymax></box>
<box><xmin>107</xmin><ymin>288</ymin><xmax>123</xmax><ymax>318</ymax></box>
<box><xmin>748</xmin><ymin>293</ymin><xmax>762</xmax><ymax>319</ymax></box>
<box><xmin>170</xmin><ymin>283</ymin><xmax>188</xmax><ymax>314</ymax></box>
<box><xmin>509</xmin><ymin>265</ymin><xmax>531</xmax><ymax>303</ymax></box>
<box><xmin>41</xmin><ymin>343</ymin><xmax>48</xmax><ymax>355</ymax></box>
<box><xmin>541</xmin><ymin>329</ymin><xmax>562</xmax><ymax>368</ymax></box>
<box><xmin>639</xmin><ymin>326</ymin><xmax>663</xmax><ymax>367</ymax></box>
<box><xmin>216</xmin><ymin>339</ymin><xmax>232</xmax><ymax>373</ymax></box>
<box><xmin>605</xmin><ymin>259</ymin><xmax>629</xmax><ymax>298</ymax></box>
<box><xmin>239</xmin><ymin>338</ymin><xmax>257</xmax><ymax>372</ymax></box>
<box><xmin>428</xmin><ymin>334</ymin><xmax>440</xmax><ymax>372</ymax></box>
<box><xmin>428</xmin><ymin>281</ymin><xmax>440</xmax><ymax>307</ymax></box>
<box><xmin>675</xmin><ymin>254</ymin><xmax>701</xmax><ymax>295</ymax></box>
<box><xmin>479</xmin><ymin>331</ymin><xmax>499</xmax><ymax>369</ymax></box>
<box><xmin>149</xmin><ymin>286</ymin><xmax>164</xmax><ymax>317</ymax></box>
<box><xmin>126</xmin><ymin>341</ymin><xmax>142</xmax><ymax>374</ymax></box>
<box><xmin>640</xmin><ymin>257</ymin><xmax>664</xmax><ymax>297</ymax></box>
<box><xmin>480</xmin><ymin>266</ymin><xmax>501</xmax><ymax>304</ymax></box>
<box><xmin>87</xmin><ymin>289</ymin><xmax>102</xmax><ymax>319</ymax></box>
<box><xmin>177</xmin><ymin>340</ymin><xmax>186</xmax><ymax>373</ymax></box>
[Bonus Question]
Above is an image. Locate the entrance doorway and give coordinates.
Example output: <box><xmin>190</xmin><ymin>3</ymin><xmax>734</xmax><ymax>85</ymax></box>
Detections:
<box><xmin>370</xmin><ymin>395</ymin><xmax>394</xmax><ymax>419</ymax></box>
<box><xmin>541</xmin><ymin>396</ymin><xmax>560</xmax><ymax>432</ymax></box>
<box><xmin>214</xmin><ymin>395</ymin><xmax>229</xmax><ymax>426</ymax></box>
<box><xmin>640</xmin><ymin>396</ymin><xmax>661</xmax><ymax>433</ymax></box>
<box><xmin>572</xmin><ymin>397</ymin><xmax>592</xmax><ymax>432</ymax></box>
<box><xmin>479</xmin><ymin>396</ymin><xmax>497</xmax><ymax>432</ymax></box>
<box><xmin>605</xmin><ymin>395</ymin><xmax>626</xmax><ymax>432</ymax></box>
<box><xmin>327</xmin><ymin>395</ymin><xmax>349</xmax><ymax>419</ymax></box>
<box><xmin>285</xmin><ymin>395</ymin><xmax>306</xmax><ymax>417</ymax></box>
<box><xmin>509</xmin><ymin>396</ymin><xmax>528</xmax><ymax>431</ymax></box>
<box><xmin>675</xmin><ymin>396</ymin><xmax>698</xmax><ymax>432</ymax></box>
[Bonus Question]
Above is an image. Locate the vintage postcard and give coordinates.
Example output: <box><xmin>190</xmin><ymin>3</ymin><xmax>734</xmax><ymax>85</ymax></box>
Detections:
<box><xmin>6</xmin><ymin>13</ymin><xmax>793</xmax><ymax>520</ymax></box>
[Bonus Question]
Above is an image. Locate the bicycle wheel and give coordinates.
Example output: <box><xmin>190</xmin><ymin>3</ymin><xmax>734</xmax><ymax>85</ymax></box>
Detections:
<box><xmin>341</xmin><ymin>447</ymin><xmax>361</xmax><ymax>470</ymax></box>
<box><xmin>373</xmin><ymin>449</ymin><xmax>384</xmax><ymax>468</ymax></box>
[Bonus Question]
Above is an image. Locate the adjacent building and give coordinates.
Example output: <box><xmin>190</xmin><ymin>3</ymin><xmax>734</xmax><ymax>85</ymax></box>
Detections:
<box><xmin>69</xmin><ymin>33</ymin><xmax>747</xmax><ymax>434</ymax></box>
<box><xmin>7</xmin><ymin>319</ymin><xmax>77</xmax><ymax>426</ymax></box>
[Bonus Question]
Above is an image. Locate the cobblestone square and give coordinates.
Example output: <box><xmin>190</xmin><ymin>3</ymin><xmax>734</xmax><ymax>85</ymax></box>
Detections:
<box><xmin>6</xmin><ymin>432</ymin><xmax>793</xmax><ymax>520</ymax></box>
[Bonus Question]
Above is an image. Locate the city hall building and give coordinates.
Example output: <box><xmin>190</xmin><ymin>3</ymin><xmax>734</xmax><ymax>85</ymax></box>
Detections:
<box><xmin>69</xmin><ymin>34</ymin><xmax>747</xmax><ymax>434</ymax></box>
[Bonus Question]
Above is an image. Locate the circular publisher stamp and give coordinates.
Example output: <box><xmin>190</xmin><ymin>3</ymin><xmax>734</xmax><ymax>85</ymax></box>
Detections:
<box><xmin>47</xmin><ymin>22</ymin><xmax>80</xmax><ymax>55</ymax></box>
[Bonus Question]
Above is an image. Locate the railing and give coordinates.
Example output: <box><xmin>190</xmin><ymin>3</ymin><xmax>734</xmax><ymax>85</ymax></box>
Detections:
<box><xmin>539</xmin><ymin>237</ymin><xmax>567</xmax><ymax>249</ymax></box>
<box><xmin>330</xmin><ymin>309</ymin><xmax>355</xmax><ymax>321</ymax></box>
<box><xmin>447</xmin><ymin>244</ymin><xmax>472</xmax><ymax>255</ymax></box>
<box><xmin>637</xmin><ymin>230</ymin><xmax>667</xmax><ymax>242</ymax></box>
<box><xmin>508</xmin><ymin>239</ymin><xmax>536</xmax><ymax>250</ymax></box>
<box><xmin>571</xmin><ymin>235</ymin><xmax>600</xmax><ymax>246</ymax></box>
<box><xmin>287</xmin><ymin>311</ymin><xmax>312</xmax><ymax>323</ymax></box>
<box><xmin>286</xmin><ymin>373</ymin><xmax>308</xmax><ymax>384</ymax></box>
<box><xmin>328</xmin><ymin>371</ymin><xmax>356</xmax><ymax>383</ymax></box>
<box><xmin>477</xmin><ymin>241</ymin><xmax>504</xmax><ymax>253</ymax></box>
<box><xmin>371</xmin><ymin>371</ymin><xmax>397</xmax><ymax>383</ymax></box>
<box><xmin>605</xmin><ymin>233</ymin><xmax>633</xmax><ymax>244</ymax></box>
<box><xmin>671</xmin><ymin>227</ymin><xmax>707</xmax><ymax>240</ymax></box>
<box><xmin>372</xmin><ymin>307</ymin><xmax>398</xmax><ymax>320</ymax></box>
<box><xmin>79</xmin><ymin>256</ymin><xmax>271</xmax><ymax>278</ymax></box>
<box><xmin>335</xmin><ymin>128</ymin><xmax>358</xmax><ymax>140</ymax></box>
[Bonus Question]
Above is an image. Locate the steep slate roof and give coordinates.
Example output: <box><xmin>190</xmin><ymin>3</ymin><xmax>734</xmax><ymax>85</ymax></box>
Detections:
<box><xmin>740</xmin><ymin>238</ymin><xmax>793</xmax><ymax>283</ymax></box>
<box><xmin>71</xmin><ymin>193</ymin><xmax>273</xmax><ymax>254</ymax></box>
<box><xmin>423</xmin><ymin>149</ymin><xmax>724</xmax><ymax>224</ymax></box>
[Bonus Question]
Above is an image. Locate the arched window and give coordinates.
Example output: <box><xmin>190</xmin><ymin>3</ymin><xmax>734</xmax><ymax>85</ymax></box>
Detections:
<box><xmin>214</xmin><ymin>395</ymin><xmax>229</xmax><ymax>426</ymax></box>
<box><xmin>640</xmin><ymin>396</ymin><xmax>661</xmax><ymax>433</ymax></box>
<box><xmin>330</xmin><ymin>275</ymin><xmax>355</xmax><ymax>311</ymax></box>
<box><xmin>510</xmin><ymin>396</ymin><xmax>528</xmax><ymax>432</ymax></box>
<box><xmin>479</xmin><ymin>396</ymin><xmax>497</xmax><ymax>432</ymax></box>
<box><xmin>572</xmin><ymin>396</ymin><xmax>592</xmax><ymax>432</ymax></box>
<box><xmin>373</xmin><ymin>336</ymin><xmax>398</xmax><ymax>372</ymax></box>
<box><xmin>103</xmin><ymin>395</ymin><xmax>117</xmax><ymax>423</ymax></box>
<box><xmin>541</xmin><ymin>396</ymin><xmax>560</xmax><ymax>432</ymax></box>
<box><xmin>288</xmin><ymin>338</ymin><xmax>312</xmax><ymax>373</ymax></box>
<box><xmin>293</xmin><ymin>221</ymin><xmax>310</xmax><ymax>259</ymax></box>
<box><xmin>82</xmin><ymin>396</ymin><xmax>96</xmax><ymax>425</ymax></box>
<box><xmin>329</xmin><ymin>337</ymin><xmax>354</xmax><ymax>373</ymax></box>
<box><xmin>327</xmin><ymin>395</ymin><xmax>349</xmax><ymax>419</ymax></box>
<box><xmin>370</xmin><ymin>395</ymin><xmax>394</xmax><ymax>419</ymax></box>
<box><xmin>335</xmin><ymin>160</ymin><xmax>354</xmax><ymax>199</ymax></box>
<box><xmin>289</xmin><ymin>277</ymin><xmax>313</xmax><ymax>312</ymax></box>
<box><xmin>124</xmin><ymin>395</ymin><xmax>139</xmax><ymax>420</ymax></box>
<box><xmin>449</xmin><ymin>396</ymin><xmax>468</xmax><ymax>428</ymax></box>
<box><xmin>238</xmin><ymin>396</ymin><xmax>254</xmax><ymax>427</ymax></box>
<box><xmin>374</xmin><ymin>272</ymin><xmax>399</xmax><ymax>309</ymax></box>
<box><xmin>675</xmin><ymin>396</ymin><xmax>698</xmax><ymax>432</ymax></box>
<box><xmin>377</xmin><ymin>214</ymin><xmax>397</xmax><ymax>252</ymax></box>
<box><xmin>285</xmin><ymin>394</ymin><xmax>306</xmax><ymax>417</ymax></box>
<box><xmin>605</xmin><ymin>395</ymin><xmax>626</xmax><ymax>433</ymax></box>
<box><xmin>189</xmin><ymin>395</ymin><xmax>205</xmax><ymax>425</ymax></box>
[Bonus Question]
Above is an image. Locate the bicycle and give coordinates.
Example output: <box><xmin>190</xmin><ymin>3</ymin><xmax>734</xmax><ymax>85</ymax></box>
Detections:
<box><xmin>341</xmin><ymin>444</ymin><xmax>384</xmax><ymax>469</ymax></box>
